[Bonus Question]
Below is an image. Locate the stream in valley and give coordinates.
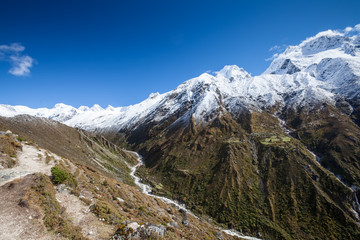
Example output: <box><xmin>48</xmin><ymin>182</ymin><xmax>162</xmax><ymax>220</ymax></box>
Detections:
<box><xmin>128</xmin><ymin>151</ymin><xmax>261</xmax><ymax>240</ymax></box>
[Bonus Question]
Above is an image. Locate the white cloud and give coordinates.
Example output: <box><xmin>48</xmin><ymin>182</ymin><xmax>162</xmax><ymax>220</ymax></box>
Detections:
<box><xmin>0</xmin><ymin>43</ymin><xmax>34</xmax><ymax>76</ymax></box>
<box><xmin>269</xmin><ymin>44</ymin><xmax>288</xmax><ymax>52</ymax></box>
<box><xmin>343</xmin><ymin>24</ymin><xmax>360</xmax><ymax>34</ymax></box>
<box><xmin>8</xmin><ymin>55</ymin><xmax>34</xmax><ymax>76</ymax></box>
<box><xmin>269</xmin><ymin>45</ymin><xmax>281</xmax><ymax>51</ymax></box>
<box><xmin>265</xmin><ymin>53</ymin><xmax>279</xmax><ymax>62</ymax></box>
<box><xmin>0</xmin><ymin>43</ymin><xmax>25</xmax><ymax>52</ymax></box>
<box><xmin>355</xmin><ymin>24</ymin><xmax>360</xmax><ymax>32</ymax></box>
<box><xmin>266</xmin><ymin>44</ymin><xmax>287</xmax><ymax>61</ymax></box>
<box><xmin>344</xmin><ymin>26</ymin><xmax>353</xmax><ymax>33</ymax></box>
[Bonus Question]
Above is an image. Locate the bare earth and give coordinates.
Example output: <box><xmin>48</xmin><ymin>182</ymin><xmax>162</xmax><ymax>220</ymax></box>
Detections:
<box><xmin>0</xmin><ymin>144</ymin><xmax>59</xmax><ymax>240</ymax></box>
<box><xmin>0</xmin><ymin>175</ymin><xmax>63</xmax><ymax>240</ymax></box>
<box><xmin>0</xmin><ymin>144</ymin><xmax>55</xmax><ymax>186</ymax></box>
<box><xmin>56</xmin><ymin>191</ymin><xmax>114</xmax><ymax>240</ymax></box>
<box><xmin>0</xmin><ymin>144</ymin><xmax>114</xmax><ymax>240</ymax></box>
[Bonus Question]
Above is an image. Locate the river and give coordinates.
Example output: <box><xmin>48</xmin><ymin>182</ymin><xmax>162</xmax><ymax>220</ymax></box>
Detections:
<box><xmin>128</xmin><ymin>151</ymin><xmax>261</xmax><ymax>240</ymax></box>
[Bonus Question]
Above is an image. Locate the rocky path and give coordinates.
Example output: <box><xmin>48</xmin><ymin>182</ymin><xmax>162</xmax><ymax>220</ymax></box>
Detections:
<box><xmin>56</xmin><ymin>190</ymin><xmax>114</xmax><ymax>240</ymax></box>
<box><xmin>0</xmin><ymin>144</ymin><xmax>55</xmax><ymax>186</ymax></box>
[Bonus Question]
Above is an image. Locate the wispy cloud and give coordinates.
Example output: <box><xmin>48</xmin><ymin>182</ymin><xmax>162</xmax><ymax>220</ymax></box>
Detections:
<box><xmin>265</xmin><ymin>53</ymin><xmax>279</xmax><ymax>62</ymax></box>
<box><xmin>0</xmin><ymin>43</ymin><xmax>34</xmax><ymax>76</ymax></box>
<box><xmin>269</xmin><ymin>45</ymin><xmax>281</xmax><ymax>52</ymax></box>
<box><xmin>266</xmin><ymin>44</ymin><xmax>287</xmax><ymax>61</ymax></box>
<box><xmin>268</xmin><ymin>44</ymin><xmax>287</xmax><ymax>52</ymax></box>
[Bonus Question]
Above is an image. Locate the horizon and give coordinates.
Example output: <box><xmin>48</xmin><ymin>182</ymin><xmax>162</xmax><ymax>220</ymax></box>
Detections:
<box><xmin>1</xmin><ymin>0</ymin><xmax>360</xmax><ymax>108</ymax></box>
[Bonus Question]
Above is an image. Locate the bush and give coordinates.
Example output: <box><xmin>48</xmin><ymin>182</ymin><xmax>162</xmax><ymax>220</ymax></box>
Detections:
<box><xmin>51</xmin><ymin>166</ymin><xmax>77</xmax><ymax>187</ymax></box>
<box><xmin>90</xmin><ymin>201</ymin><xmax>124</xmax><ymax>224</ymax></box>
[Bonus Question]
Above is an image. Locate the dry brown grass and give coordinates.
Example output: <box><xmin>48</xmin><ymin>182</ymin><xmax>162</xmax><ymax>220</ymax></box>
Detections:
<box><xmin>0</xmin><ymin>115</ymin><xmax>136</xmax><ymax>184</ymax></box>
<box><xmin>0</xmin><ymin>134</ymin><xmax>22</xmax><ymax>168</ymax></box>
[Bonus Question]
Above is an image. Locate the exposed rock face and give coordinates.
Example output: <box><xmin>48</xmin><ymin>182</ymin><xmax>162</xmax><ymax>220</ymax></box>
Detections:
<box><xmin>110</xmin><ymin>222</ymin><xmax>166</xmax><ymax>239</ymax></box>
<box><xmin>271</xmin><ymin>59</ymin><xmax>301</xmax><ymax>75</ymax></box>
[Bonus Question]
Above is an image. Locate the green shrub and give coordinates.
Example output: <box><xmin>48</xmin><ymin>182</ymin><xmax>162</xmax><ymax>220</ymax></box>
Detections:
<box><xmin>51</xmin><ymin>166</ymin><xmax>77</xmax><ymax>187</ymax></box>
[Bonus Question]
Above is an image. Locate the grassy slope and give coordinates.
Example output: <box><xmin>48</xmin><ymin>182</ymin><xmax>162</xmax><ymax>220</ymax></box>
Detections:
<box><xmin>0</xmin><ymin>115</ymin><xmax>136</xmax><ymax>185</ymax></box>
<box><xmin>0</xmin><ymin>133</ymin><xmax>22</xmax><ymax>168</ymax></box>
<box><xmin>0</xmin><ymin>115</ymin><xmax>240</xmax><ymax>240</ymax></box>
<box><xmin>284</xmin><ymin>105</ymin><xmax>360</xmax><ymax>186</ymax></box>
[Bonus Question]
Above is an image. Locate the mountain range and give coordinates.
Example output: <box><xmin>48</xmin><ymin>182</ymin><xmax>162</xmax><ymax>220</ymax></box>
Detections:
<box><xmin>2</xmin><ymin>28</ymin><xmax>360</xmax><ymax>128</ymax></box>
<box><xmin>1</xmin><ymin>27</ymin><xmax>360</xmax><ymax>239</ymax></box>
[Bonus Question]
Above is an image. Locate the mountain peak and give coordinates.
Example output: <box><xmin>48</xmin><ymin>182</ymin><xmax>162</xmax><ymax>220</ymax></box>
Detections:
<box><xmin>106</xmin><ymin>105</ymin><xmax>115</xmax><ymax>111</ymax></box>
<box><xmin>91</xmin><ymin>104</ymin><xmax>103</xmax><ymax>112</ymax></box>
<box><xmin>299</xmin><ymin>30</ymin><xmax>344</xmax><ymax>47</ymax></box>
<box><xmin>216</xmin><ymin>65</ymin><xmax>250</xmax><ymax>79</ymax></box>
<box><xmin>265</xmin><ymin>25</ymin><xmax>360</xmax><ymax>75</ymax></box>
<box><xmin>78</xmin><ymin>106</ymin><xmax>90</xmax><ymax>111</ymax></box>
<box><xmin>54</xmin><ymin>103</ymin><xmax>73</xmax><ymax>109</ymax></box>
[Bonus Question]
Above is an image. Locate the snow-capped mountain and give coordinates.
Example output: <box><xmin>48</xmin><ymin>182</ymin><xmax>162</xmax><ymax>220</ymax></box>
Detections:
<box><xmin>2</xmin><ymin>26</ymin><xmax>360</xmax><ymax>240</ymax></box>
<box><xmin>1</xmin><ymin>26</ymin><xmax>360</xmax><ymax>131</ymax></box>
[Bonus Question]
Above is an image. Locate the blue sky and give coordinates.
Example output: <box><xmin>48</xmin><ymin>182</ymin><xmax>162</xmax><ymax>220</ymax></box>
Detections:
<box><xmin>0</xmin><ymin>0</ymin><xmax>359</xmax><ymax>108</ymax></box>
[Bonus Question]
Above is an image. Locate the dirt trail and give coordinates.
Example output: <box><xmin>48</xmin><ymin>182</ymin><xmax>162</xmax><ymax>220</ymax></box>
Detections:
<box><xmin>56</xmin><ymin>192</ymin><xmax>114</xmax><ymax>240</ymax></box>
<box><xmin>0</xmin><ymin>144</ymin><xmax>55</xmax><ymax>186</ymax></box>
<box><xmin>0</xmin><ymin>144</ymin><xmax>64</xmax><ymax>240</ymax></box>
<box><xmin>0</xmin><ymin>175</ymin><xmax>64</xmax><ymax>240</ymax></box>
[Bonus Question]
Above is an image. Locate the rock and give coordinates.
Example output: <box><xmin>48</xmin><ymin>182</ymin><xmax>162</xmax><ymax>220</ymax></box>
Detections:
<box><xmin>147</xmin><ymin>224</ymin><xmax>166</xmax><ymax>238</ymax></box>
<box><xmin>180</xmin><ymin>210</ymin><xmax>189</xmax><ymax>226</ymax></box>
<box><xmin>7</xmin><ymin>182</ymin><xmax>15</xmax><ymax>189</ymax></box>
<box><xmin>166</xmin><ymin>206</ymin><xmax>173</xmax><ymax>214</ymax></box>
<box><xmin>182</xmin><ymin>213</ymin><xmax>189</xmax><ymax>226</ymax></box>
<box><xmin>110</xmin><ymin>222</ymin><xmax>167</xmax><ymax>239</ymax></box>
<box><xmin>56</xmin><ymin>184</ymin><xmax>70</xmax><ymax>194</ymax></box>
<box><xmin>182</xmin><ymin>219</ymin><xmax>189</xmax><ymax>226</ymax></box>
<box><xmin>1</xmin><ymin>175</ymin><xmax>10</xmax><ymax>180</ymax></box>
<box><xmin>18</xmin><ymin>198</ymin><xmax>29</xmax><ymax>208</ymax></box>
<box><xmin>127</xmin><ymin>222</ymin><xmax>140</xmax><ymax>231</ymax></box>
<box><xmin>217</xmin><ymin>231</ymin><xmax>224</xmax><ymax>240</ymax></box>
<box><xmin>5</xmin><ymin>130</ymin><xmax>12</xmax><ymax>136</ymax></box>
<box><xmin>167</xmin><ymin>221</ymin><xmax>178</xmax><ymax>228</ymax></box>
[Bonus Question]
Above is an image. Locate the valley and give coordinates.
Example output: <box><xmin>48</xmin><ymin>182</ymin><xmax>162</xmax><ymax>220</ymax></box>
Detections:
<box><xmin>1</xmin><ymin>26</ymin><xmax>360</xmax><ymax>239</ymax></box>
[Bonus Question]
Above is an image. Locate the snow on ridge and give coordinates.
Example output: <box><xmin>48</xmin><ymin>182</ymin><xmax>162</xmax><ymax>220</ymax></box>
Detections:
<box><xmin>299</xmin><ymin>29</ymin><xmax>344</xmax><ymax>48</ymax></box>
<box><xmin>0</xmin><ymin>25</ymin><xmax>359</xmax><ymax>129</ymax></box>
<box><xmin>215</xmin><ymin>65</ymin><xmax>251</xmax><ymax>79</ymax></box>
<box><xmin>265</xmin><ymin>24</ymin><xmax>360</xmax><ymax>75</ymax></box>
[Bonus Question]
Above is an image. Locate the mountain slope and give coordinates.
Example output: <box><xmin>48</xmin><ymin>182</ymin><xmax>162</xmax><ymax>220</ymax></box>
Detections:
<box><xmin>0</xmin><ymin>115</ymin><xmax>137</xmax><ymax>185</ymax></box>
<box><xmin>0</xmin><ymin>116</ymin><xmax>242</xmax><ymax>240</ymax></box>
